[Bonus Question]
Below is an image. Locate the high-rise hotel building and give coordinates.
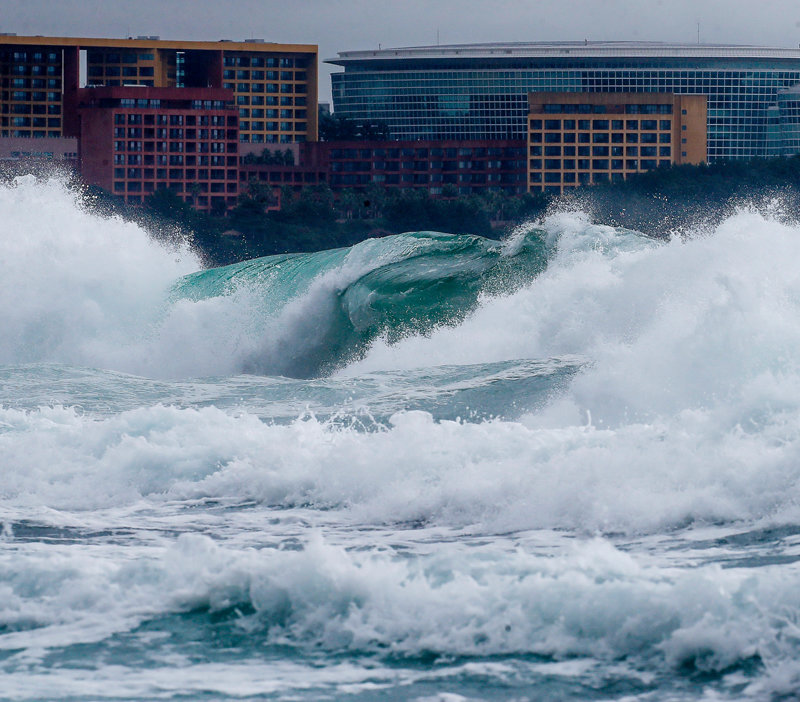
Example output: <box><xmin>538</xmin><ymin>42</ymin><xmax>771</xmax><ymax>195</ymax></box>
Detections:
<box><xmin>328</xmin><ymin>41</ymin><xmax>800</xmax><ymax>161</ymax></box>
<box><xmin>0</xmin><ymin>35</ymin><xmax>317</xmax><ymax>209</ymax></box>
<box><xmin>0</xmin><ymin>35</ymin><xmax>318</xmax><ymax>145</ymax></box>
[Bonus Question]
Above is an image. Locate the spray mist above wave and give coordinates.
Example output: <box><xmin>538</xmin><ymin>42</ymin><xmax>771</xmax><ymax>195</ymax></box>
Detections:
<box><xmin>6</xmin><ymin>171</ymin><xmax>800</xmax><ymax>409</ymax></box>
<box><xmin>0</xmin><ymin>176</ymin><xmax>200</xmax><ymax>374</ymax></box>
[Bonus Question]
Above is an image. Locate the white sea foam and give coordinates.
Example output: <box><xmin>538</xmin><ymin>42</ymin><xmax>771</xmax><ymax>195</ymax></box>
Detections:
<box><xmin>4</xmin><ymin>180</ymin><xmax>800</xmax><ymax>535</ymax></box>
<box><xmin>2</xmin><ymin>397</ymin><xmax>800</xmax><ymax>536</ymax></box>
<box><xmin>0</xmin><ymin>177</ymin><xmax>282</xmax><ymax>377</ymax></box>
<box><xmin>6</xmin><ymin>177</ymin><xmax>800</xmax><ymax>698</ymax></box>
<box><xmin>0</xmin><ymin>177</ymin><xmax>193</xmax><ymax>369</ymax></box>
<box><xmin>2</xmin><ymin>532</ymin><xmax>800</xmax><ymax>692</ymax></box>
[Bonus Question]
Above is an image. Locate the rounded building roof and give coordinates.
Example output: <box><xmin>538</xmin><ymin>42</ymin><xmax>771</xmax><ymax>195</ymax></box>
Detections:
<box><xmin>327</xmin><ymin>40</ymin><xmax>800</xmax><ymax>65</ymax></box>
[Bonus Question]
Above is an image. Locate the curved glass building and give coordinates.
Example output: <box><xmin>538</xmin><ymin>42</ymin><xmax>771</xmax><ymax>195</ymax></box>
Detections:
<box><xmin>327</xmin><ymin>41</ymin><xmax>800</xmax><ymax>161</ymax></box>
<box><xmin>775</xmin><ymin>87</ymin><xmax>800</xmax><ymax>155</ymax></box>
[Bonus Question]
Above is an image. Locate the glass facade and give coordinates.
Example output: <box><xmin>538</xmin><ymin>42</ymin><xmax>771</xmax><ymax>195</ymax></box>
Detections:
<box><xmin>329</xmin><ymin>45</ymin><xmax>800</xmax><ymax>161</ymax></box>
<box><xmin>775</xmin><ymin>89</ymin><xmax>800</xmax><ymax>155</ymax></box>
<box><xmin>86</xmin><ymin>49</ymin><xmax>157</xmax><ymax>88</ymax></box>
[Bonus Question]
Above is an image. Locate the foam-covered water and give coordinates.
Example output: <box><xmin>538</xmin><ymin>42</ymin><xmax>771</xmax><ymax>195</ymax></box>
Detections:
<box><xmin>3</xmin><ymin>176</ymin><xmax>800</xmax><ymax>700</ymax></box>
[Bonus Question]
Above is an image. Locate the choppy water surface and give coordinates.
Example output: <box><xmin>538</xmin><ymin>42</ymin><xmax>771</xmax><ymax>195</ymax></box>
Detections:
<box><xmin>4</xmin><ymin>177</ymin><xmax>800</xmax><ymax>700</ymax></box>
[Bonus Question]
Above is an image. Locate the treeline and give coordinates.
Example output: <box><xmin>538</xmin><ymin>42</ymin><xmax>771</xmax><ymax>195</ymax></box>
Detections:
<box><xmin>74</xmin><ymin>154</ymin><xmax>800</xmax><ymax>266</ymax></box>
<box><xmin>227</xmin><ymin>182</ymin><xmax>550</xmax><ymax>262</ymax></box>
<box><xmin>80</xmin><ymin>182</ymin><xmax>550</xmax><ymax>266</ymax></box>
<box><xmin>240</xmin><ymin>148</ymin><xmax>295</xmax><ymax>166</ymax></box>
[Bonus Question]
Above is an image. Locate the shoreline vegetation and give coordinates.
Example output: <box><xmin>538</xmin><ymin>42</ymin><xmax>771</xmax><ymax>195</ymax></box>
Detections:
<box><xmin>8</xmin><ymin>155</ymin><xmax>800</xmax><ymax>266</ymax></box>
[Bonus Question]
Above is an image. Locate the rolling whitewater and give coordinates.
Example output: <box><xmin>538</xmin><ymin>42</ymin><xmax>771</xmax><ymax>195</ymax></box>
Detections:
<box><xmin>4</xmin><ymin>175</ymin><xmax>800</xmax><ymax>700</ymax></box>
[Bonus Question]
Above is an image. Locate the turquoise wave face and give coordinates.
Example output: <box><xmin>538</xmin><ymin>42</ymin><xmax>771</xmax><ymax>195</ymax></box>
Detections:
<box><xmin>172</xmin><ymin>231</ymin><xmax>550</xmax><ymax>378</ymax></box>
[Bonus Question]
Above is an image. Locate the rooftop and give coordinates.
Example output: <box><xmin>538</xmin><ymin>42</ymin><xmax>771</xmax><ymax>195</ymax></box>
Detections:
<box><xmin>0</xmin><ymin>34</ymin><xmax>316</xmax><ymax>53</ymax></box>
<box><xmin>327</xmin><ymin>40</ymin><xmax>800</xmax><ymax>65</ymax></box>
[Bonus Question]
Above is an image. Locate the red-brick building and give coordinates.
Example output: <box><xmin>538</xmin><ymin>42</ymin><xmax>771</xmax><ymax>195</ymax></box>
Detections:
<box><xmin>239</xmin><ymin>139</ymin><xmax>528</xmax><ymax>198</ymax></box>
<box><xmin>78</xmin><ymin>86</ymin><xmax>239</xmax><ymax>211</ymax></box>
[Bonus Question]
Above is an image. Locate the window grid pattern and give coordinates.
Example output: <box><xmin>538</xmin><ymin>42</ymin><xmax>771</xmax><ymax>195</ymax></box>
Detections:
<box><xmin>106</xmin><ymin>108</ymin><xmax>239</xmax><ymax>210</ymax></box>
<box><xmin>332</xmin><ymin>62</ymin><xmax>800</xmax><ymax>160</ymax></box>
<box><xmin>1</xmin><ymin>40</ymin><xmax>316</xmax><ymax>146</ymax></box>
<box><xmin>529</xmin><ymin>115</ymin><xmax>673</xmax><ymax>193</ymax></box>
<box><xmin>775</xmin><ymin>92</ymin><xmax>800</xmax><ymax>154</ymax></box>
<box><xmin>86</xmin><ymin>49</ymin><xmax>157</xmax><ymax>88</ymax></box>
<box><xmin>0</xmin><ymin>47</ymin><xmax>63</xmax><ymax>137</ymax></box>
<box><xmin>223</xmin><ymin>53</ymin><xmax>309</xmax><ymax>144</ymax></box>
<box><xmin>326</xmin><ymin>141</ymin><xmax>526</xmax><ymax>194</ymax></box>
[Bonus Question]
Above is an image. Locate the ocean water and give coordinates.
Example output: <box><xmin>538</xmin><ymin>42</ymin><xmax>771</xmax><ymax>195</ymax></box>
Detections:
<box><xmin>3</xmin><ymin>176</ymin><xmax>800</xmax><ymax>701</ymax></box>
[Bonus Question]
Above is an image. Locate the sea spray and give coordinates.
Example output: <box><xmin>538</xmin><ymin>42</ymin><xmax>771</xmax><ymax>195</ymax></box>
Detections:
<box><xmin>0</xmin><ymin>177</ymin><xmax>548</xmax><ymax>378</ymax></box>
<box><xmin>0</xmin><ymin>176</ymin><xmax>199</xmax><ymax>372</ymax></box>
<box><xmin>4</xmin><ymin>177</ymin><xmax>800</xmax><ymax>700</ymax></box>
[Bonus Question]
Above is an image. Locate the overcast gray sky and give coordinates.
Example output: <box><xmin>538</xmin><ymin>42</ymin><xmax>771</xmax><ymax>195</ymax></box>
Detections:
<box><xmin>4</xmin><ymin>0</ymin><xmax>800</xmax><ymax>104</ymax></box>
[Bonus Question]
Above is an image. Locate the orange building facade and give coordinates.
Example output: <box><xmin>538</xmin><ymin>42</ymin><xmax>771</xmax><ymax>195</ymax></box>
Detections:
<box><xmin>0</xmin><ymin>35</ymin><xmax>318</xmax><ymax>146</ymax></box>
<box><xmin>528</xmin><ymin>92</ymin><xmax>707</xmax><ymax>194</ymax></box>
